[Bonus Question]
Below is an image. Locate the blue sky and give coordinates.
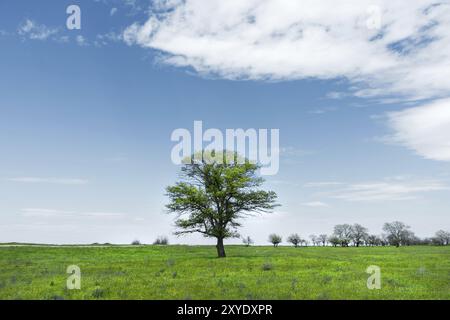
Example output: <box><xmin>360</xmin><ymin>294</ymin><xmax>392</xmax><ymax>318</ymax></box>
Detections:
<box><xmin>1</xmin><ymin>0</ymin><xmax>449</xmax><ymax>244</ymax></box>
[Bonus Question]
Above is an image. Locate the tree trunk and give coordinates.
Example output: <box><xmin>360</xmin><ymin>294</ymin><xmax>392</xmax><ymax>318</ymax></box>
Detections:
<box><xmin>216</xmin><ymin>238</ymin><xmax>226</xmax><ymax>258</ymax></box>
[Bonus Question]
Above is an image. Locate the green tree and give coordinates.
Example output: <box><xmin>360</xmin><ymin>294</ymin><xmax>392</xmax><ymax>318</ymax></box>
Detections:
<box><xmin>268</xmin><ymin>234</ymin><xmax>282</xmax><ymax>247</ymax></box>
<box><xmin>166</xmin><ymin>151</ymin><xmax>279</xmax><ymax>258</ymax></box>
<box><xmin>287</xmin><ymin>233</ymin><xmax>302</xmax><ymax>247</ymax></box>
<box><xmin>383</xmin><ymin>221</ymin><xmax>411</xmax><ymax>247</ymax></box>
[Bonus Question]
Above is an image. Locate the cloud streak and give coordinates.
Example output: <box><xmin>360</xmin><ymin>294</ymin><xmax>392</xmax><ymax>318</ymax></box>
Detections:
<box><xmin>18</xmin><ymin>19</ymin><xmax>58</xmax><ymax>40</ymax></box>
<box><xmin>301</xmin><ymin>201</ymin><xmax>329</xmax><ymax>207</ymax></box>
<box><xmin>21</xmin><ymin>208</ymin><xmax>125</xmax><ymax>218</ymax></box>
<box><xmin>311</xmin><ymin>178</ymin><xmax>449</xmax><ymax>202</ymax></box>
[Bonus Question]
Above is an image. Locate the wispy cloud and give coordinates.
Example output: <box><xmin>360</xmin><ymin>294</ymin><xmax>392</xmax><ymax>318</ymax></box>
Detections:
<box><xmin>301</xmin><ymin>201</ymin><xmax>329</xmax><ymax>207</ymax></box>
<box><xmin>267</xmin><ymin>179</ymin><xmax>299</xmax><ymax>187</ymax></box>
<box><xmin>312</xmin><ymin>177</ymin><xmax>449</xmax><ymax>202</ymax></box>
<box><xmin>280</xmin><ymin>146</ymin><xmax>313</xmax><ymax>157</ymax></box>
<box><xmin>76</xmin><ymin>35</ymin><xmax>88</xmax><ymax>46</ymax></box>
<box><xmin>81</xmin><ymin>212</ymin><xmax>124</xmax><ymax>218</ymax></box>
<box><xmin>385</xmin><ymin>98</ymin><xmax>450</xmax><ymax>161</ymax></box>
<box><xmin>21</xmin><ymin>208</ymin><xmax>75</xmax><ymax>217</ymax></box>
<box><xmin>304</xmin><ymin>182</ymin><xmax>344</xmax><ymax>188</ymax></box>
<box><xmin>278</xmin><ymin>146</ymin><xmax>314</xmax><ymax>165</ymax></box>
<box><xmin>94</xmin><ymin>32</ymin><xmax>123</xmax><ymax>47</ymax></box>
<box><xmin>123</xmin><ymin>0</ymin><xmax>450</xmax><ymax>102</ymax></box>
<box><xmin>8</xmin><ymin>177</ymin><xmax>88</xmax><ymax>185</ymax></box>
<box><xmin>21</xmin><ymin>208</ymin><xmax>125</xmax><ymax>218</ymax></box>
<box><xmin>308</xmin><ymin>106</ymin><xmax>338</xmax><ymax>115</ymax></box>
<box><xmin>110</xmin><ymin>7</ymin><xmax>118</xmax><ymax>16</ymax></box>
<box><xmin>18</xmin><ymin>19</ymin><xmax>58</xmax><ymax>40</ymax></box>
<box><xmin>326</xmin><ymin>92</ymin><xmax>348</xmax><ymax>100</ymax></box>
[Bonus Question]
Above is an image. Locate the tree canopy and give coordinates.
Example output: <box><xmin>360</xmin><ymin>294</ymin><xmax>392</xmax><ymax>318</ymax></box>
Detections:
<box><xmin>166</xmin><ymin>151</ymin><xmax>279</xmax><ymax>257</ymax></box>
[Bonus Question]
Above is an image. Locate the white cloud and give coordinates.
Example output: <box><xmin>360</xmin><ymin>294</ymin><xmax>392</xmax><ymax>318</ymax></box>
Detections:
<box><xmin>8</xmin><ymin>177</ymin><xmax>88</xmax><ymax>185</ymax></box>
<box><xmin>386</xmin><ymin>98</ymin><xmax>450</xmax><ymax>161</ymax></box>
<box><xmin>302</xmin><ymin>201</ymin><xmax>329</xmax><ymax>207</ymax></box>
<box><xmin>123</xmin><ymin>0</ymin><xmax>450</xmax><ymax>101</ymax></box>
<box><xmin>76</xmin><ymin>35</ymin><xmax>88</xmax><ymax>46</ymax></box>
<box><xmin>308</xmin><ymin>106</ymin><xmax>338</xmax><ymax>114</ymax></box>
<box><xmin>57</xmin><ymin>36</ymin><xmax>70</xmax><ymax>43</ymax></box>
<box><xmin>317</xmin><ymin>178</ymin><xmax>448</xmax><ymax>202</ymax></box>
<box><xmin>18</xmin><ymin>19</ymin><xmax>58</xmax><ymax>40</ymax></box>
<box><xmin>82</xmin><ymin>212</ymin><xmax>124</xmax><ymax>218</ymax></box>
<box><xmin>21</xmin><ymin>208</ymin><xmax>75</xmax><ymax>217</ymax></box>
<box><xmin>110</xmin><ymin>7</ymin><xmax>118</xmax><ymax>16</ymax></box>
<box><xmin>94</xmin><ymin>32</ymin><xmax>123</xmax><ymax>47</ymax></box>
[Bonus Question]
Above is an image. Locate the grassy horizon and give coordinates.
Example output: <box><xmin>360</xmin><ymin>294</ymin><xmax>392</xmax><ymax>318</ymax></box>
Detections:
<box><xmin>0</xmin><ymin>245</ymin><xmax>449</xmax><ymax>300</ymax></box>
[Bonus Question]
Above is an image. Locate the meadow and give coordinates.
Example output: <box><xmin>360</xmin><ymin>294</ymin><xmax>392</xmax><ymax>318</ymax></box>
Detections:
<box><xmin>0</xmin><ymin>245</ymin><xmax>448</xmax><ymax>300</ymax></box>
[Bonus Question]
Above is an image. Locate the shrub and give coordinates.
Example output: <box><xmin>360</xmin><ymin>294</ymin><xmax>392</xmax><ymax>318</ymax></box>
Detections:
<box><xmin>153</xmin><ymin>236</ymin><xmax>169</xmax><ymax>245</ymax></box>
<box><xmin>268</xmin><ymin>234</ymin><xmax>282</xmax><ymax>247</ymax></box>
<box><xmin>262</xmin><ymin>262</ymin><xmax>273</xmax><ymax>271</ymax></box>
<box><xmin>92</xmin><ymin>287</ymin><xmax>105</xmax><ymax>299</ymax></box>
<box><xmin>131</xmin><ymin>240</ymin><xmax>141</xmax><ymax>245</ymax></box>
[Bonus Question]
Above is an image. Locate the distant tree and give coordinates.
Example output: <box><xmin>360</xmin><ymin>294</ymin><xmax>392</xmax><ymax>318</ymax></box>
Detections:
<box><xmin>434</xmin><ymin>230</ymin><xmax>450</xmax><ymax>245</ymax></box>
<box><xmin>421</xmin><ymin>237</ymin><xmax>433</xmax><ymax>245</ymax></box>
<box><xmin>366</xmin><ymin>234</ymin><xmax>381</xmax><ymax>247</ymax></box>
<box><xmin>131</xmin><ymin>240</ymin><xmax>141</xmax><ymax>245</ymax></box>
<box><xmin>242</xmin><ymin>236</ymin><xmax>254</xmax><ymax>247</ymax></box>
<box><xmin>403</xmin><ymin>231</ymin><xmax>419</xmax><ymax>246</ymax></box>
<box><xmin>328</xmin><ymin>235</ymin><xmax>340</xmax><ymax>247</ymax></box>
<box><xmin>351</xmin><ymin>224</ymin><xmax>369</xmax><ymax>247</ymax></box>
<box><xmin>287</xmin><ymin>234</ymin><xmax>302</xmax><ymax>247</ymax></box>
<box><xmin>333</xmin><ymin>224</ymin><xmax>353</xmax><ymax>247</ymax></box>
<box><xmin>318</xmin><ymin>234</ymin><xmax>328</xmax><ymax>246</ymax></box>
<box><xmin>382</xmin><ymin>221</ymin><xmax>411</xmax><ymax>247</ymax></box>
<box><xmin>301</xmin><ymin>239</ymin><xmax>309</xmax><ymax>247</ymax></box>
<box><xmin>309</xmin><ymin>234</ymin><xmax>319</xmax><ymax>246</ymax></box>
<box><xmin>380</xmin><ymin>234</ymin><xmax>389</xmax><ymax>246</ymax></box>
<box><xmin>166</xmin><ymin>151</ymin><xmax>279</xmax><ymax>258</ymax></box>
<box><xmin>268</xmin><ymin>234</ymin><xmax>282</xmax><ymax>247</ymax></box>
<box><xmin>153</xmin><ymin>236</ymin><xmax>169</xmax><ymax>245</ymax></box>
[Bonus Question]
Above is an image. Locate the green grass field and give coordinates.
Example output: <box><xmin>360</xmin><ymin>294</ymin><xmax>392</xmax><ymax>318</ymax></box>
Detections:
<box><xmin>0</xmin><ymin>245</ymin><xmax>448</xmax><ymax>300</ymax></box>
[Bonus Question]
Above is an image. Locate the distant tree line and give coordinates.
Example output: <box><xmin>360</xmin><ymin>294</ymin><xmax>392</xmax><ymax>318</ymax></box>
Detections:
<box><xmin>131</xmin><ymin>236</ymin><xmax>169</xmax><ymax>246</ymax></box>
<box><xmin>243</xmin><ymin>222</ymin><xmax>450</xmax><ymax>247</ymax></box>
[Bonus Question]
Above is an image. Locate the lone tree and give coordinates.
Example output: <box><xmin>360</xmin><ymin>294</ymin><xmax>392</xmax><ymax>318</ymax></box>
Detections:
<box><xmin>269</xmin><ymin>234</ymin><xmax>282</xmax><ymax>247</ymax></box>
<box><xmin>166</xmin><ymin>151</ymin><xmax>278</xmax><ymax>258</ymax></box>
